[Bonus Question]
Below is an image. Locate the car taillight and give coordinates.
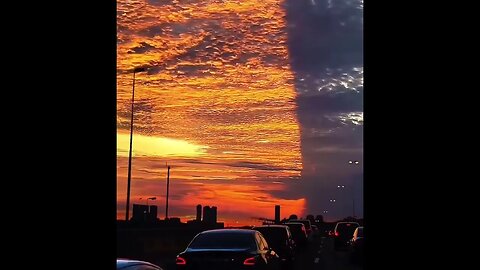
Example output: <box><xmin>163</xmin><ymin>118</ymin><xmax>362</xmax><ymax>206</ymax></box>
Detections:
<box><xmin>176</xmin><ymin>257</ymin><xmax>186</xmax><ymax>265</ymax></box>
<box><xmin>243</xmin><ymin>257</ymin><xmax>256</xmax><ymax>266</ymax></box>
<box><xmin>335</xmin><ymin>231</ymin><xmax>339</xmax><ymax>237</ymax></box>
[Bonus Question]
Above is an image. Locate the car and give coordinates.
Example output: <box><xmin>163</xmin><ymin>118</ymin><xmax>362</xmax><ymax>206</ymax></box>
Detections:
<box><xmin>117</xmin><ymin>259</ymin><xmax>164</xmax><ymax>270</ymax></box>
<box><xmin>311</xmin><ymin>225</ymin><xmax>320</xmax><ymax>238</ymax></box>
<box><xmin>288</xmin><ymin>219</ymin><xmax>312</xmax><ymax>237</ymax></box>
<box><xmin>349</xmin><ymin>226</ymin><xmax>364</xmax><ymax>264</ymax></box>
<box><xmin>284</xmin><ymin>222</ymin><xmax>308</xmax><ymax>248</ymax></box>
<box><xmin>253</xmin><ymin>225</ymin><xmax>296</xmax><ymax>268</ymax></box>
<box><xmin>176</xmin><ymin>229</ymin><xmax>281</xmax><ymax>269</ymax></box>
<box><xmin>333</xmin><ymin>222</ymin><xmax>360</xmax><ymax>250</ymax></box>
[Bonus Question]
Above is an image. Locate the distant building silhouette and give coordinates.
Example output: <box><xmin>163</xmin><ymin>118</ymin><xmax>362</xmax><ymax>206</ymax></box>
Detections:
<box><xmin>149</xmin><ymin>205</ymin><xmax>158</xmax><ymax>221</ymax></box>
<box><xmin>211</xmin><ymin>206</ymin><xmax>217</xmax><ymax>224</ymax></box>
<box><xmin>132</xmin><ymin>204</ymin><xmax>158</xmax><ymax>222</ymax></box>
<box><xmin>121</xmin><ymin>204</ymin><xmax>224</xmax><ymax>229</ymax></box>
<box><xmin>132</xmin><ymin>204</ymin><xmax>149</xmax><ymax>222</ymax></box>
<box><xmin>200</xmin><ymin>205</ymin><xmax>219</xmax><ymax>224</ymax></box>
<box><xmin>196</xmin><ymin>204</ymin><xmax>202</xmax><ymax>221</ymax></box>
<box><xmin>166</xmin><ymin>217</ymin><xmax>181</xmax><ymax>224</ymax></box>
<box><xmin>203</xmin><ymin>206</ymin><xmax>211</xmax><ymax>223</ymax></box>
<box><xmin>275</xmin><ymin>205</ymin><xmax>280</xmax><ymax>224</ymax></box>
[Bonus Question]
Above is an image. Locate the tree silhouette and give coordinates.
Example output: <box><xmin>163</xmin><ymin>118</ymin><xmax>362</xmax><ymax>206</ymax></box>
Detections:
<box><xmin>315</xmin><ymin>215</ymin><xmax>324</xmax><ymax>223</ymax></box>
<box><xmin>306</xmin><ymin>214</ymin><xmax>315</xmax><ymax>224</ymax></box>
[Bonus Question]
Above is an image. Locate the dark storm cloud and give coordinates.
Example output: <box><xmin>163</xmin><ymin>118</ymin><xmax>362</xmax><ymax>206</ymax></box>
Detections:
<box><xmin>286</xmin><ymin>0</ymin><xmax>363</xmax><ymax>70</ymax></box>
<box><xmin>296</xmin><ymin>91</ymin><xmax>363</xmax><ymax>114</ymax></box>
<box><xmin>265</xmin><ymin>0</ymin><xmax>364</xmax><ymax>220</ymax></box>
<box><xmin>301</xmin><ymin>126</ymin><xmax>363</xmax><ymax>148</ymax></box>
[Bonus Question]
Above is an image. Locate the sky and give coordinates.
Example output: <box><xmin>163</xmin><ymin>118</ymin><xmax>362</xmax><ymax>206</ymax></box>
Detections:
<box><xmin>117</xmin><ymin>0</ymin><xmax>363</xmax><ymax>226</ymax></box>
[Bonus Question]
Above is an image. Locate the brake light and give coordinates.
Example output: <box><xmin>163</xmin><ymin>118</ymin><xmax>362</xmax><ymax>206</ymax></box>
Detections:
<box><xmin>243</xmin><ymin>257</ymin><xmax>256</xmax><ymax>266</ymax></box>
<box><xmin>176</xmin><ymin>257</ymin><xmax>186</xmax><ymax>265</ymax></box>
<box><xmin>335</xmin><ymin>231</ymin><xmax>339</xmax><ymax>237</ymax></box>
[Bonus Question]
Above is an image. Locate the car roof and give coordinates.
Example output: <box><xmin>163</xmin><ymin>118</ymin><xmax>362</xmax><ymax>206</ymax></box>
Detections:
<box><xmin>200</xmin><ymin>229</ymin><xmax>256</xmax><ymax>235</ymax></box>
<box><xmin>284</xmin><ymin>222</ymin><xmax>305</xmax><ymax>226</ymax></box>
<box><xmin>254</xmin><ymin>225</ymin><xmax>289</xmax><ymax>229</ymax></box>
<box><xmin>336</xmin><ymin>222</ymin><xmax>360</xmax><ymax>225</ymax></box>
<box><xmin>289</xmin><ymin>219</ymin><xmax>310</xmax><ymax>222</ymax></box>
<box><xmin>117</xmin><ymin>259</ymin><xmax>162</xmax><ymax>269</ymax></box>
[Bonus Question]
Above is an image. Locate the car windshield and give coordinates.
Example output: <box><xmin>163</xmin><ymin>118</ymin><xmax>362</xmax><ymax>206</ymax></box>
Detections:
<box><xmin>188</xmin><ymin>232</ymin><xmax>257</xmax><ymax>249</ymax></box>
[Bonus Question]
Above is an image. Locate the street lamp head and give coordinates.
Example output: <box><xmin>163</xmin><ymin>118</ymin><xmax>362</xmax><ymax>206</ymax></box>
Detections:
<box><xmin>133</xmin><ymin>67</ymin><xmax>147</xmax><ymax>73</ymax></box>
<box><xmin>348</xmin><ymin>160</ymin><xmax>353</xmax><ymax>164</ymax></box>
<box><xmin>354</xmin><ymin>161</ymin><xmax>359</xmax><ymax>165</ymax></box>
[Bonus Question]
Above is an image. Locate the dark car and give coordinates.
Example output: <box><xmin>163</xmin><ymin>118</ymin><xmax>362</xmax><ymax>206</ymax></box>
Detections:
<box><xmin>349</xmin><ymin>226</ymin><xmax>364</xmax><ymax>264</ymax></box>
<box><xmin>333</xmin><ymin>222</ymin><xmax>360</xmax><ymax>250</ymax></box>
<box><xmin>284</xmin><ymin>222</ymin><xmax>308</xmax><ymax>248</ymax></box>
<box><xmin>288</xmin><ymin>219</ymin><xmax>312</xmax><ymax>237</ymax></box>
<box><xmin>253</xmin><ymin>225</ymin><xmax>296</xmax><ymax>268</ymax></box>
<box><xmin>117</xmin><ymin>259</ymin><xmax>164</xmax><ymax>270</ymax></box>
<box><xmin>176</xmin><ymin>229</ymin><xmax>280</xmax><ymax>270</ymax></box>
<box><xmin>311</xmin><ymin>225</ymin><xmax>320</xmax><ymax>238</ymax></box>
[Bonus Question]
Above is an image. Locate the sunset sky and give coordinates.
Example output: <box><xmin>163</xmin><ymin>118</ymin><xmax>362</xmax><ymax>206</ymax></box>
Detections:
<box><xmin>117</xmin><ymin>0</ymin><xmax>363</xmax><ymax>226</ymax></box>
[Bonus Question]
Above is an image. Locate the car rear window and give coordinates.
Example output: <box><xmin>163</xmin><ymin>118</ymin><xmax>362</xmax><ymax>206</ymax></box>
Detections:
<box><xmin>255</xmin><ymin>227</ymin><xmax>287</xmax><ymax>246</ymax></box>
<box><xmin>335</xmin><ymin>223</ymin><xmax>359</xmax><ymax>236</ymax></box>
<box><xmin>285</xmin><ymin>223</ymin><xmax>305</xmax><ymax>235</ymax></box>
<box><xmin>188</xmin><ymin>232</ymin><xmax>257</xmax><ymax>249</ymax></box>
<box><xmin>291</xmin><ymin>220</ymin><xmax>311</xmax><ymax>230</ymax></box>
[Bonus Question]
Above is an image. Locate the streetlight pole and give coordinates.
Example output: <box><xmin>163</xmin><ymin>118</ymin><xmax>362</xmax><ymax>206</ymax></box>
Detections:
<box><xmin>125</xmin><ymin>67</ymin><xmax>147</xmax><ymax>221</ymax></box>
<box><xmin>165</xmin><ymin>165</ymin><xmax>171</xmax><ymax>220</ymax></box>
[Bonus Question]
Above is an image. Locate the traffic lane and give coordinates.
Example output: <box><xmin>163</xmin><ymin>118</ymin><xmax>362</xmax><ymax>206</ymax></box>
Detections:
<box><xmin>314</xmin><ymin>237</ymin><xmax>363</xmax><ymax>270</ymax></box>
<box><xmin>289</xmin><ymin>235</ymin><xmax>322</xmax><ymax>270</ymax></box>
